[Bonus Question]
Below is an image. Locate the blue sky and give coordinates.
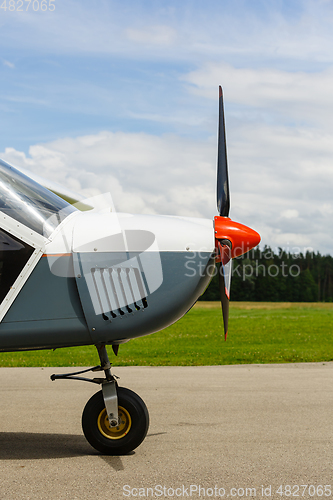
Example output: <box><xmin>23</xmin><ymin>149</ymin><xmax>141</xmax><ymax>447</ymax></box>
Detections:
<box><xmin>1</xmin><ymin>0</ymin><xmax>333</xmax><ymax>254</ymax></box>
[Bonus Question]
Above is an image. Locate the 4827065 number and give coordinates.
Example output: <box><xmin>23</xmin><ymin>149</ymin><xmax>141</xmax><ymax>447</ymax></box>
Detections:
<box><xmin>276</xmin><ymin>485</ymin><xmax>331</xmax><ymax>497</ymax></box>
<box><xmin>0</xmin><ymin>0</ymin><xmax>55</xmax><ymax>11</ymax></box>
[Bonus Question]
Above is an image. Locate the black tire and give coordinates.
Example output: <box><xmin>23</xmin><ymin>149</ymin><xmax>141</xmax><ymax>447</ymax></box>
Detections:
<box><xmin>82</xmin><ymin>386</ymin><xmax>149</xmax><ymax>455</ymax></box>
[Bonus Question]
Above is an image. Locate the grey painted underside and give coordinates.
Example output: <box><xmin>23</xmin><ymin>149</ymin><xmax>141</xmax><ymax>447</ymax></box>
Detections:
<box><xmin>0</xmin><ymin>251</ymin><xmax>214</xmax><ymax>351</ymax></box>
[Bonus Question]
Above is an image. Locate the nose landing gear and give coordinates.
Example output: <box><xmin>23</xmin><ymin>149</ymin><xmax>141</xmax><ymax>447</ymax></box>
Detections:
<box><xmin>51</xmin><ymin>345</ymin><xmax>149</xmax><ymax>455</ymax></box>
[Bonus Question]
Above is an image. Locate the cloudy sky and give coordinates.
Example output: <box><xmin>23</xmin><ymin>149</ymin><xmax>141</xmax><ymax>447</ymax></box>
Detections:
<box><xmin>1</xmin><ymin>0</ymin><xmax>333</xmax><ymax>254</ymax></box>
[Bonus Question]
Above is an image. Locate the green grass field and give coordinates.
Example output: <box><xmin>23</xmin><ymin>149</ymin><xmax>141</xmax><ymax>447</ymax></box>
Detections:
<box><xmin>0</xmin><ymin>302</ymin><xmax>333</xmax><ymax>367</ymax></box>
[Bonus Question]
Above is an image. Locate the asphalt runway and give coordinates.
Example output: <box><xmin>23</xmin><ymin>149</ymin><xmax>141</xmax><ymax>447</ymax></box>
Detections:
<box><xmin>0</xmin><ymin>363</ymin><xmax>332</xmax><ymax>500</ymax></box>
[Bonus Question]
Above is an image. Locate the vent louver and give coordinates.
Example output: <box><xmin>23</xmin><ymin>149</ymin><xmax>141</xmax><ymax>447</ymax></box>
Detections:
<box><xmin>90</xmin><ymin>266</ymin><xmax>148</xmax><ymax>320</ymax></box>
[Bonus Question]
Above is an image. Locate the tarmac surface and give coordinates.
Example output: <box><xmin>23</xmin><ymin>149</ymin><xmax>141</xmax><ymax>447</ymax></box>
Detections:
<box><xmin>0</xmin><ymin>363</ymin><xmax>332</xmax><ymax>500</ymax></box>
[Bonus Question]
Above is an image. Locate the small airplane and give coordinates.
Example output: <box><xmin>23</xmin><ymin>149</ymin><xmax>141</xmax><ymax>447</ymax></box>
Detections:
<box><xmin>0</xmin><ymin>87</ymin><xmax>260</xmax><ymax>455</ymax></box>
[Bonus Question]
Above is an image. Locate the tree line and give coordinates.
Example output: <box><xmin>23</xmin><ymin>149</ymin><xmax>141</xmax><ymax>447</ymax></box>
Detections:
<box><xmin>200</xmin><ymin>246</ymin><xmax>333</xmax><ymax>302</ymax></box>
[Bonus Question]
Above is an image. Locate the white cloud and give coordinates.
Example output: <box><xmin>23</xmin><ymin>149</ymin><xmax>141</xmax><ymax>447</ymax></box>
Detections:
<box><xmin>0</xmin><ymin>0</ymin><xmax>332</xmax><ymax>65</ymax></box>
<box><xmin>1</xmin><ymin>1</ymin><xmax>333</xmax><ymax>258</ymax></box>
<box><xmin>0</xmin><ymin>132</ymin><xmax>216</xmax><ymax>218</ymax></box>
<box><xmin>281</xmin><ymin>210</ymin><xmax>299</xmax><ymax>219</ymax></box>
<box><xmin>1</xmin><ymin>122</ymin><xmax>333</xmax><ymax>254</ymax></box>
<box><xmin>2</xmin><ymin>60</ymin><xmax>15</xmax><ymax>69</ymax></box>
<box><xmin>183</xmin><ymin>62</ymin><xmax>333</xmax><ymax>126</ymax></box>
<box><xmin>125</xmin><ymin>25</ymin><xmax>176</xmax><ymax>46</ymax></box>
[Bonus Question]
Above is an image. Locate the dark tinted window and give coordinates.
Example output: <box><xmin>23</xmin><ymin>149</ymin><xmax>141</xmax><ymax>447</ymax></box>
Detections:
<box><xmin>0</xmin><ymin>229</ymin><xmax>34</xmax><ymax>304</ymax></box>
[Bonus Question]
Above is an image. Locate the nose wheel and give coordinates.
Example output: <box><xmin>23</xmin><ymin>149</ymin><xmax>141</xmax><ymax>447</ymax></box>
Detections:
<box><xmin>82</xmin><ymin>387</ymin><xmax>149</xmax><ymax>455</ymax></box>
<box><xmin>51</xmin><ymin>344</ymin><xmax>149</xmax><ymax>455</ymax></box>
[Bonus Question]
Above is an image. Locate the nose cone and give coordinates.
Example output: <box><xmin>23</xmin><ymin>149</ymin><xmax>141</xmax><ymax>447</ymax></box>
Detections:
<box><xmin>214</xmin><ymin>216</ymin><xmax>261</xmax><ymax>258</ymax></box>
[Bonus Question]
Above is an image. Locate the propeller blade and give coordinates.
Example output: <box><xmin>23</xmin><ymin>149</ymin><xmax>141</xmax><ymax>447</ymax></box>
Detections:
<box><xmin>217</xmin><ymin>86</ymin><xmax>230</xmax><ymax>217</ymax></box>
<box><xmin>217</xmin><ymin>241</ymin><xmax>232</xmax><ymax>340</ymax></box>
<box><xmin>219</xmin><ymin>263</ymin><xmax>229</xmax><ymax>341</ymax></box>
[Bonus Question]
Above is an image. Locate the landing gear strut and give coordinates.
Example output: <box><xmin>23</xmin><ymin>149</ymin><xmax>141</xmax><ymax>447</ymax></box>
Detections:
<box><xmin>51</xmin><ymin>345</ymin><xmax>149</xmax><ymax>455</ymax></box>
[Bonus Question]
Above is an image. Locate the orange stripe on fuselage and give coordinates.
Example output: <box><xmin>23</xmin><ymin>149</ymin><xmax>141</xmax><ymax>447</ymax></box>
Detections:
<box><xmin>42</xmin><ymin>253</ymin><xmax>72</xmax><ymax>257</ymax></box>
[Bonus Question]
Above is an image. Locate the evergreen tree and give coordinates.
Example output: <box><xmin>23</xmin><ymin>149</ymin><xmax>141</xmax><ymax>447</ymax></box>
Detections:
<box><xmin>200</xmin><ymin>247</ymin><xmax>333</xmax><ymax>302</ymax></box>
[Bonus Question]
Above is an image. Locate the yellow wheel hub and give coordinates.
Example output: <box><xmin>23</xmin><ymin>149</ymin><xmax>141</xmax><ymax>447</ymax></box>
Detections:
<box><xmin>97</xmin><ymin>406</ymin><xmax>132</xmax><ymax>440</ymax></box>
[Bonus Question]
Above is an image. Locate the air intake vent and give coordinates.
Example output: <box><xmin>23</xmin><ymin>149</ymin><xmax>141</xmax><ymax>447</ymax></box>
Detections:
<box><xmin>90</xmin><ymin>266</ymin><xmax>148</xmax><ymax>319</ymax></box>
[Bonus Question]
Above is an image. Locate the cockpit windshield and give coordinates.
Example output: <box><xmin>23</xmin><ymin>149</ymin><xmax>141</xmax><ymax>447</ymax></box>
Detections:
<box><xmin>0</xmin><ymin>159</ymin><xmax>77</xmax><ymax>237</ymax></box>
